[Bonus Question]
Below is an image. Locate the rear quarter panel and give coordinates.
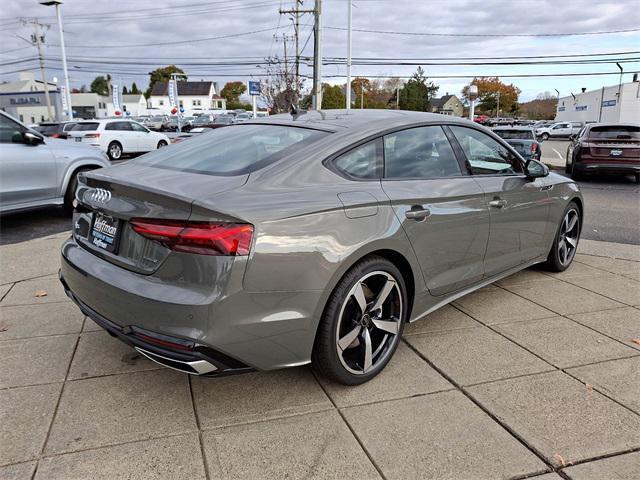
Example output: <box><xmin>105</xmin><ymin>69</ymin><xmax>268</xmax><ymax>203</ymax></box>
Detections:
<box><xmin>543</xmin><ymin>173</ymin><xmax>583</xmax><ymax>247</ymax></box>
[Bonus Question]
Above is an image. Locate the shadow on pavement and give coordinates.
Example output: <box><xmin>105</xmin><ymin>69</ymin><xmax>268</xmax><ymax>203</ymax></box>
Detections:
<box><xmin>0</xmin><ymin>207</ymin><xmax>71</xmax><ymax>246</ymax></box>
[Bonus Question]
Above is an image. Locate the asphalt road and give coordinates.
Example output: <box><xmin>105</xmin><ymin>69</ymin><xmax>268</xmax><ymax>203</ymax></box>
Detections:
<box><xmin>1</xmin><ymin>143</ymin><xmax>638</xmax><ymax>246</ymax></box>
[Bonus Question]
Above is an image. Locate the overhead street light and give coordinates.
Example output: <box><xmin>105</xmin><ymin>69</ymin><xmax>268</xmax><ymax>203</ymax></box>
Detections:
<box><xmin>39</xmin><ymin>0</ymin><xmax>72</xmax><ymax>120</ymax></box>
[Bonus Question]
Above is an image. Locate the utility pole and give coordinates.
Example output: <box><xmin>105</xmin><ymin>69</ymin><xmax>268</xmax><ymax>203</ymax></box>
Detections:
<box><xmin>396</xmin><ymin>80</ymin><xmax>400</xmax><ymax>109</ymax></box>
<box><xmin>346</xmin><ymin>0</ymin><xmax>352</xmax><ymax>110</ymax></box>
<box><xmin>18</xmin><ymin>20</ymin><xmax>53</xmax><ymax>121</ymax></box>
<box><xmin>495</xmin><ymin>91</ymin><xmax>500</xmax><ymax>118</ymax></box>
<box><xmin>279</xmin><ymin>1</ymin><xmax>310</xmax><ymax>94</ymax></box>
<box><xmin>274</xmin><ymin>34</ymin><xmax>295</xmax><ymax>74</ymax></box>
<box><xmin>312</xmin><ymin>0</ymin><xmax>322</xmax><ymax>109</ymax></box>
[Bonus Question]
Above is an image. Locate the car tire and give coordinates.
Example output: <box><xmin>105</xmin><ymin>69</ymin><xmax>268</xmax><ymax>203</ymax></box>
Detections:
<box><xmin>63</xmin><ymin>167</ymin><xmax>91</xmax><ymax>216</ymax></box>
<box><xmin>312</xmin><ymin>256</ymin><xmax>407</xmax><ymax>385</ymax></box>
<box><xmin>541</xmin><ymin>133</ymin><xmax>549</xmax><ymax>141</ymax></box>
<box><xmin>570</xmin><ymin>161</ymin><xmax>583</xmax><ymax>181</ymax></box>
<box><xmin>157</xmin><ymin>140</ymin><xmax>168</xmax><ymax>149</ymax></box>
<box><xmin>635</xmin><ymin>173</ymin><xmax>640</xmax><ymax>184</ymax></box>
<box><xmin>542</xmin><ymin>201</ymin><xmax>581</xmax><ymax>272</ymax></box>
<box><xmin>107</xmin><ymin>141</ymin><xmax>123</xmax><ymax>161</ymax></box>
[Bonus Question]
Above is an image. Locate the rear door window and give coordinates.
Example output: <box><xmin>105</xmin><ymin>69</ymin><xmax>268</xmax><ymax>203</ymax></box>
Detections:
<box><xmin>589</xmin><ymin>125</ymin><xmax>640</xmax><ymax>140</ymax></box>
<box><xmin>137</xmin><ymin>124</ymin><xmax>329</xmax><ymax>175</ymax></box>
<box><xmin>333</xmin><ymin>139</ymin><xmax>381</xmax><ymax>179</ymax></box>
<box><xmin>383</xmin><ymin>126</ymin><xmax>462</xmax><ymax>179</ymax></box>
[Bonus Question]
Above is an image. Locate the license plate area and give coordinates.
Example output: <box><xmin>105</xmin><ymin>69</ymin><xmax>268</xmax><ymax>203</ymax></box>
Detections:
<box><xmin>610</xmin><ymin>149</ymin><xmax>623</xmax><ymax>156</ymax></box>
<box><xmin>89</xmin><ymin>212</ymin><xmax>121</xmax><ymax>253</ymax></box>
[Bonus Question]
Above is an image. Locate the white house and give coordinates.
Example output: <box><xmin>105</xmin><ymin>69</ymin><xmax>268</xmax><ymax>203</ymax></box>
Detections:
<box><xmin>148</xmin><ymin>80</ymin><xmax>226</xmax><ymax>114</ymax></box>
<box><xmin>71</xmin><ymin>92</ymin><xmax>148</xmax><ymax>119</ymax></box>
<box><xmin>107</xmin><ymin>94</ymin><xmax>147</xmax><ymax>117</ymax></box>
<box><xmin>555</xmin><ymin>77</ymin><xmax>640</xmax><ymax>124</ymax></box>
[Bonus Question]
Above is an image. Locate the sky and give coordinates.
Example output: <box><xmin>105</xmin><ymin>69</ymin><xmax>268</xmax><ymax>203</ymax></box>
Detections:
<box><xmin>1</xmin><ymin>0</ymin><xmax>639</xmax><ymax>102</ymax></box>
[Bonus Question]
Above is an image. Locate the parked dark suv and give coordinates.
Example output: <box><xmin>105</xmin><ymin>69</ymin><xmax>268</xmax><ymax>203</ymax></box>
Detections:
<box><xmin>33</xmin><ymin>121</ymin><xmax>77</xmax><ymax>139</ymax></box>
<box><xmin>566</xmin><ymin>123</ymin><xmax>640</xmax><ymax>182</ymax></box>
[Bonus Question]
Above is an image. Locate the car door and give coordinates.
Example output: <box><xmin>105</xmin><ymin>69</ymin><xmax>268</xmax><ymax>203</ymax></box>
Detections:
<box><xmin>380</xmin><ymin>125</ymin><xmax>490</xmax><ymax>296</ymax></box>
<box><xmin>0</xmin><ymin>113</ymin><xmax>58</xmax><ymax>209</ymax></box>
<box><xmin>448</xmin><ymin>125</ymin><xmax>551</xmax><ymax>277</ymax></box>
<box><xmin>130</xmin><ymin>121</ymin><xmax>154</xmax><ymax>151</ymax></box>
<box><xmin>552</xmin><ymin>123</ymin><xmax>570</xmax><ymax>137</ymax></box>
<box><xmin>116</xmin><ymin>121</ymin><xmax>138</xmax><ymax>152</ymax></box>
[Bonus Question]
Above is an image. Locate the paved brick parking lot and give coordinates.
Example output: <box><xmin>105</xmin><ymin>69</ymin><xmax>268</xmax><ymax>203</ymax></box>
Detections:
<box><xmin>1</xmin><ymin>233</ymin><xmax>639</xmax><ymax>479</ymax></box>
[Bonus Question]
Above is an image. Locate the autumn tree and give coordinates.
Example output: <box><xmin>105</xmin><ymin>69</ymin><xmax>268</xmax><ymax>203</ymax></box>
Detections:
<box><xmin>398</xmin><ymin>67</ymin><xmax>439</xmax><ymax>111</ymax></box>
<box><xmin>462</xmin><ymin>77</ymin><xmax>520</xmax><ymax>116</ymax></box>
<box><xmin>259</xmin><ymin>56</ymin><xmax>303</xmax><ymax>113</ymax></box>
<box><xmin>145</xmin><ymin>65</ymin><xmax>187</xmax><ymax>99</ymax></box>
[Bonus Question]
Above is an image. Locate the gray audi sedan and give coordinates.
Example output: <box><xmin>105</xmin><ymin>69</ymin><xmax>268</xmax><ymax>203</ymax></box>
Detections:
<box><xmin>60</xmin><ymin>110</ymin><xmax>583</xmax><ymax>385</ymax></box>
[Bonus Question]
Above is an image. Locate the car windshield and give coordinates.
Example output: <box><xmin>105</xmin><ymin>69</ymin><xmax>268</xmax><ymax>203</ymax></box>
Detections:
<box><xmin>137</xmin><ymin>124</ymin><xmax>329</xmax><ymax>175</ymax></box>
<box><xmin>589</xmin><ymin>125</ymin><xmax>640</xmax><ymax>140</ymax></box>
<box><xmin>72</xmin><ymin>122</ymin><xmax>99</xmax><ymax>131</ymax></box>
<box><xmin>494</xmin><ymin>130</ymin><xmax>534</xmax><ymax>140</ymax></box>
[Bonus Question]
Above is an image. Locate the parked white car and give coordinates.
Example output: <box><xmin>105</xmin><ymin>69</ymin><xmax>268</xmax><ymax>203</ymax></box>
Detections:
<box><xmin>535</xmin><ymin>121</ymin><xmax>583</xmax><ymax>141</ymax></box>
<box><xmin>68</xmin><ymin>119</ymin><xmax>170</xmax><ymax>160</ymax></box>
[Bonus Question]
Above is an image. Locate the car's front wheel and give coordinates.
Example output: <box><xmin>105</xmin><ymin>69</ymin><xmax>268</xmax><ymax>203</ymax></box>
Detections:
<box><xmin>543</xmin><ymin>201</ymin><xmax>581</xmax><ymax>272</ymax></box>
<box><xmin>312</xmin><ymin>256</ymin><xmax>407</xmax><ymax>385</ymax></box>
<box><xmin>157</xmin><ymin>140</ymin><xmax>168</xmax><ymax>149</ymax></box>
<box><xmin>541</xmin><ymin>132</ymin><xmax>549</xmax><ymax>141</ymax></box>
<box><xmin>107</xmin><ymin>141</ymin><xmax>122</xmax><ymax>160</ymax></box>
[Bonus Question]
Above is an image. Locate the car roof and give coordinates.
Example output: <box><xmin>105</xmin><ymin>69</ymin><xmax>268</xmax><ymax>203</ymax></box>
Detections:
<box><xmin>263</xmin><ymin>109</ymin><xmax>475</xmax><ymax>133</ymax></box>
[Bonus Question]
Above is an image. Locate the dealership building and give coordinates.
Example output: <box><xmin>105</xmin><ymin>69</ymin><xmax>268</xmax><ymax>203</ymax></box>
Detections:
<box><xmin>554</xmin><ymin>77</ymin><xmax>640</xmax><ymax>124</ymax></box>
<box><xmin>0</xmin><ymin>72</ymin><xmax>62</xmax><ymax>124</ymax></box>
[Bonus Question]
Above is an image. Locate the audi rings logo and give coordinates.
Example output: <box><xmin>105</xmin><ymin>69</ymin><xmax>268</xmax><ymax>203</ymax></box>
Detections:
<box><xmin>90</xmin><ymin>188</ymin><xmax>111</xmax><ymax>204</ymax></box>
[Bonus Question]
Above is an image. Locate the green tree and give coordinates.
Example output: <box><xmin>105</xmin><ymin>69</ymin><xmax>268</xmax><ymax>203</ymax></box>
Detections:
<box><xmin>130</xmin><ymin>82</ymin><xmax>141</xmax><ymax>95</ymax></box>
<box><xmin>220</xmin><ymin>81</ymin><xmax>247</xmax><ymax>109</ymax></box>
<box><xmin>90</xmin><ymin>75</ymin><xmax>109</xmax><ymax>96</ymax></box>
<box><xmin>145</xmin><ymin>65</ymin><xmax>187</xmax><ymax>99</ymax></box>
<box><xmin>321</xmin><ymin>83</ymin><xmax>346</xmax><ymax>109</ymax></box>
<box><xmin>122</xmin><ymin>85</ymin><xmax>129</xmax><ymax>94</ymax></box>
<box><xmin>398</xmin><ymin>67</ymin><xmax>439</xmax><ymax>111</ymax></box>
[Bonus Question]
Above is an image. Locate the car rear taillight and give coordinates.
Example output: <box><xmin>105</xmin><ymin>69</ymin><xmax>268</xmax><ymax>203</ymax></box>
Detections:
<box><xmin>51</xmin><ymin>133</ymin><xmax>61</xmax><ymax>138</ymax></box>
<box><xmin>84</xmin><ymin>133</ymin><xmax>100</xmax><ymax>138</ymax></box>
<box><xmin>531</xmin><ymin>143</ymin><xmax>538</xmax><ymax>154</ymax></box>
<box><xmin>130</xmin><ymin>219</ymin><xmax>253</xmax><ymax>256</ymax></box>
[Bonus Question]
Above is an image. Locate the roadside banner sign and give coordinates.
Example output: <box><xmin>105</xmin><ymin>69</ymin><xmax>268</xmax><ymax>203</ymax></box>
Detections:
<box><xmin>112</xmin><ymin>84</ymin><xmax>121</xmax><ymax>112</ymax></box>
<box><xmin>60</xmin><ymin>85</ymin><xmax>69</xmax><ymax>112</ymax></box>
<box><xmin>168</xmin><ymin>80</ymin><xmax>178</xmax><ymax>108</ymax></box>
<box><xmin>601</xmin><ymin>99</ymin><xmax>617</xmax><ymax>107</ymax></box>
<box><xmin>248</xmin><ymin>80</ymin><xmax>261</xmax><ymax>96</ymax></box>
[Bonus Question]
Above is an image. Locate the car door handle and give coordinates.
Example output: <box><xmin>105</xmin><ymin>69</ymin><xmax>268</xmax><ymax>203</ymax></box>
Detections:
<box><xmin>405</xmin><ymin>208</ymin><xmax>431</xmax><ymax>220</ymax></box>
<box><xmin>489</xmin><ymin>199</ymin><xmax>508</xmax><ymax>209</ymax></box>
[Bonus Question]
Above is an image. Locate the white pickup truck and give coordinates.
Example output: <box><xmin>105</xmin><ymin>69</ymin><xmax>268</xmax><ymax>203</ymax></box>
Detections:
<box><xmin>535</xmin><ymin>121</ymin><xmax>583</xmax><ymax>140</ymax></box>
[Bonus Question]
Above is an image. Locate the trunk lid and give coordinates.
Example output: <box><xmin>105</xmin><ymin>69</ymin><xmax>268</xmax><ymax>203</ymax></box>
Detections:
<box><xmin>587</xmin><ymin>139</ymin><xmax>640</xmax><ymax>160</ymax></box>
<box><xmin>73</xmin><ymin>162</ymin><xmax>248</xmax><ymax>274</ymax></box>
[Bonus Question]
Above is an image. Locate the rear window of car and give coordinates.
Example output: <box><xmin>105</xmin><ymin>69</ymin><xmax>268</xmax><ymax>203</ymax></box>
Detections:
<box><xmin>72</xmin><ymin>122</ymin><xmax>99</xmax><ymax>131</ymax></box>
<box><xmin>494</xmin><ymin>130</ymin><xmax>535</xmax><ymax>140</ymax></box>
<box><xmin>589</xmin><ymin>125</ymin><xmax>640</xmax><ymax>140</ymax></box>
<box><xmin>137</xmin><ymin>124</ymin><xmax>329</xmax><ymax>175</ymax></box>
<box><xmin>36</xmin><ymin>124</ymin><xmax>60</xmax><ymax>134</ymax></box>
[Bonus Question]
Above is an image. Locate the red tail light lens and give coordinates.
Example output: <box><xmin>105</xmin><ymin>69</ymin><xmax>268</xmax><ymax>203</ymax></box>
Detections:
<box><xmin>130</xmin><ymin>219</ymin><xmax>253</xmax><ymax>256</ymax></box>
<box><xmin>84</xmin><ymin>133</ymin><xmax>100</xmax><ymax>139</ymax></box>
<box><xmin>531</xmin><ymin>143</ymin><xmax>538</xmax><ymax>153</ymax></box>
<box><xmin>51</xmin><ymin>133</ymin><xmax>61</xmax><ymax>138</ymax></box>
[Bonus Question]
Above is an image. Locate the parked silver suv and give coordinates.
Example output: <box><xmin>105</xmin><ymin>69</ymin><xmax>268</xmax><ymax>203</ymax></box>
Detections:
<box><xmin>0</xmin><ymin>111</ymin><xmax>110</xmax><ymax>215</ymax></box>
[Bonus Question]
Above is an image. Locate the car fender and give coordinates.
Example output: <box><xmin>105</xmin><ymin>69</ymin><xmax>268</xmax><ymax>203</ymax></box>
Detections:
<box><xmin>59</xmin><ymin>157</ymin><xmax>109</xmax><ymax>197</ymax></box>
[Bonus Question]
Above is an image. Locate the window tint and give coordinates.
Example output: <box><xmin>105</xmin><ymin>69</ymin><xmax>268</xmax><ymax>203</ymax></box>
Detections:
<box><xmin>137</xmin><ymin>124</ymin><xmax>328</xmax><ymax>175</ymax></box>
<box><xmin>0</xmin><ymin>114</ymin><xmax>25</xmax><ymax>144</ymax></box>
<box><xmin>383</xmin><ymin>126</ymin><xmax>461</xmax><ymax>179</ymax></box>
<box><xmin>589</xmin><ymin>125</ymin><xmax>640</xmax><ymax>140</ymax></box>
<box><xmin>449</xmin><ymin>126</ymin><xmax>522</xmax><ymax>175</ymax></box>
<box><xmin>334</xmin><ymin>140</ymin><xmax>380</xmax><ymax>179</ymax></box>
<box><xmin>493</xmin><ymin>129</ymin><xmax>535</xmax><ymax>140</ymax></box>
<box><xmin>72</xmin><ymin>122</ymin><xmax>99</xmax><ymax>131</ymax></box>
<box><xmin>130</xmin><ymin>122</ymin><xmax>148</xmax><ymax>132</ymax></box>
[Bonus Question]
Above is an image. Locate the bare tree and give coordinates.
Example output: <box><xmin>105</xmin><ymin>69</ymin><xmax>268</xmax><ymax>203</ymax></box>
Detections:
<box><xmin>259</xmin><ymin>56</ymin><xmax>305</xmax><ymax>114</ymax></box>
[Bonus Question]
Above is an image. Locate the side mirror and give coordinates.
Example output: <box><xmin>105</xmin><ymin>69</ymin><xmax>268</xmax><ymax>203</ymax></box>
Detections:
<box><xmin>525</xmin><ymin>159</ymin><xmax>549</xmax><ymax>180</ymax></box>
<box><xmin>23</xmin><ymin>131</ymin><xmax>44</xmax><ymax>146</ymax></box>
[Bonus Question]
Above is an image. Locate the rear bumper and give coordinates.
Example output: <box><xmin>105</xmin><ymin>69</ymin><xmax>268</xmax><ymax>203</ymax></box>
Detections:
<box><xmin>574</xmin><ymin>161</ymin><xmax>640</xmax><ymax>174</ymax></box>
<box><xmin>60</xmin><ymin>237</ymin><xmax>322</xmax><ymax>372</ymax></box>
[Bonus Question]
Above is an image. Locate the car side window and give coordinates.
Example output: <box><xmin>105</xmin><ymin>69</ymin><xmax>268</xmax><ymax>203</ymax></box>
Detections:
<box><xmin>0</xmin><ymin>114</ymin><xmax>26</xmax><ymax>144</ymax></box>
<box><xmin>333</xmin><ymin>139</ymin><xmax>381</xmax><ymax>179</ymax></box>
<box><xmin>119</xmin><ymin>122</ymin><xmax>133</xmax><ymax>131</ymax></box>
<box><xmin>383</xmin><ymin>126</ymin><xmax>461</xmax><ymax>179</ymax></box>
<box><xmin>105</xmin><ymin>122</ymin><xmax>119</xmax><ymax>131</ymax></box>
<box><xmin>131</xmin><ymin>122</ymin><xmax>148</xmax><ymax>132</ymax></box>
<box><xmin>449</xmin><ymin>126</ymin><xmax>522</xmax><ymax>175</ymax></box>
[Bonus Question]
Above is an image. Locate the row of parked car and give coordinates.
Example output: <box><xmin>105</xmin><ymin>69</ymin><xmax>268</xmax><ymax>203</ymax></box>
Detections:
<box><xmin>136</xmin><ymin>109</ymin><xmax>267</xmax><ymax>132</ymax></box>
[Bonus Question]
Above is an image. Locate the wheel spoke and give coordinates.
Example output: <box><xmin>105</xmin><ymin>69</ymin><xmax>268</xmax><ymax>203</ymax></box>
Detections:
<box><xmin>567</xmin><ymin>213</ymin><xmax>578</xmax><ymax>232</ymax></box>
<box><xmin>352</xmin><ymin>283</ymin><xmax>368</xmax><ymax>315</ymax></box>
<box><xmin>371</xmin><ymin>318</ymin><xmax>399</xmax><ymax>335</ymax></box>
<box><xmin>363</xmin><ymin>328</ymin><xmax>373</xmax><ymax>373</ymax></box>
<box><xmin>559</xmin><ymin>241</ymin><xmax>568</xmax><ymax>264</ymax></box>
<box><xmin>566</xmin><ymin>236</ymin><xmax>577</xmax><ymax>248</ymax></box>
<box><xmin>338</xmin><ymin>325</ymin><xmax>362</xmax><ymax>351</ymax></box>
<box><xmin>562</xmin><ymin>215</ymin><xmax>569</xmax><ymax>234</ymax></box>
<box><xmin>370</xmin><ymin>278</ymin><xmax>396</xmax><ymax>312</ymax></box>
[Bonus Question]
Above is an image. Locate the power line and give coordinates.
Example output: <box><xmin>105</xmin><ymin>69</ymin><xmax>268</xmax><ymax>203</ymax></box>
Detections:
<box><xmin>324</xmin><ymin>25</ymin><xmax>640</xmax><ymax>37</ymax></box>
